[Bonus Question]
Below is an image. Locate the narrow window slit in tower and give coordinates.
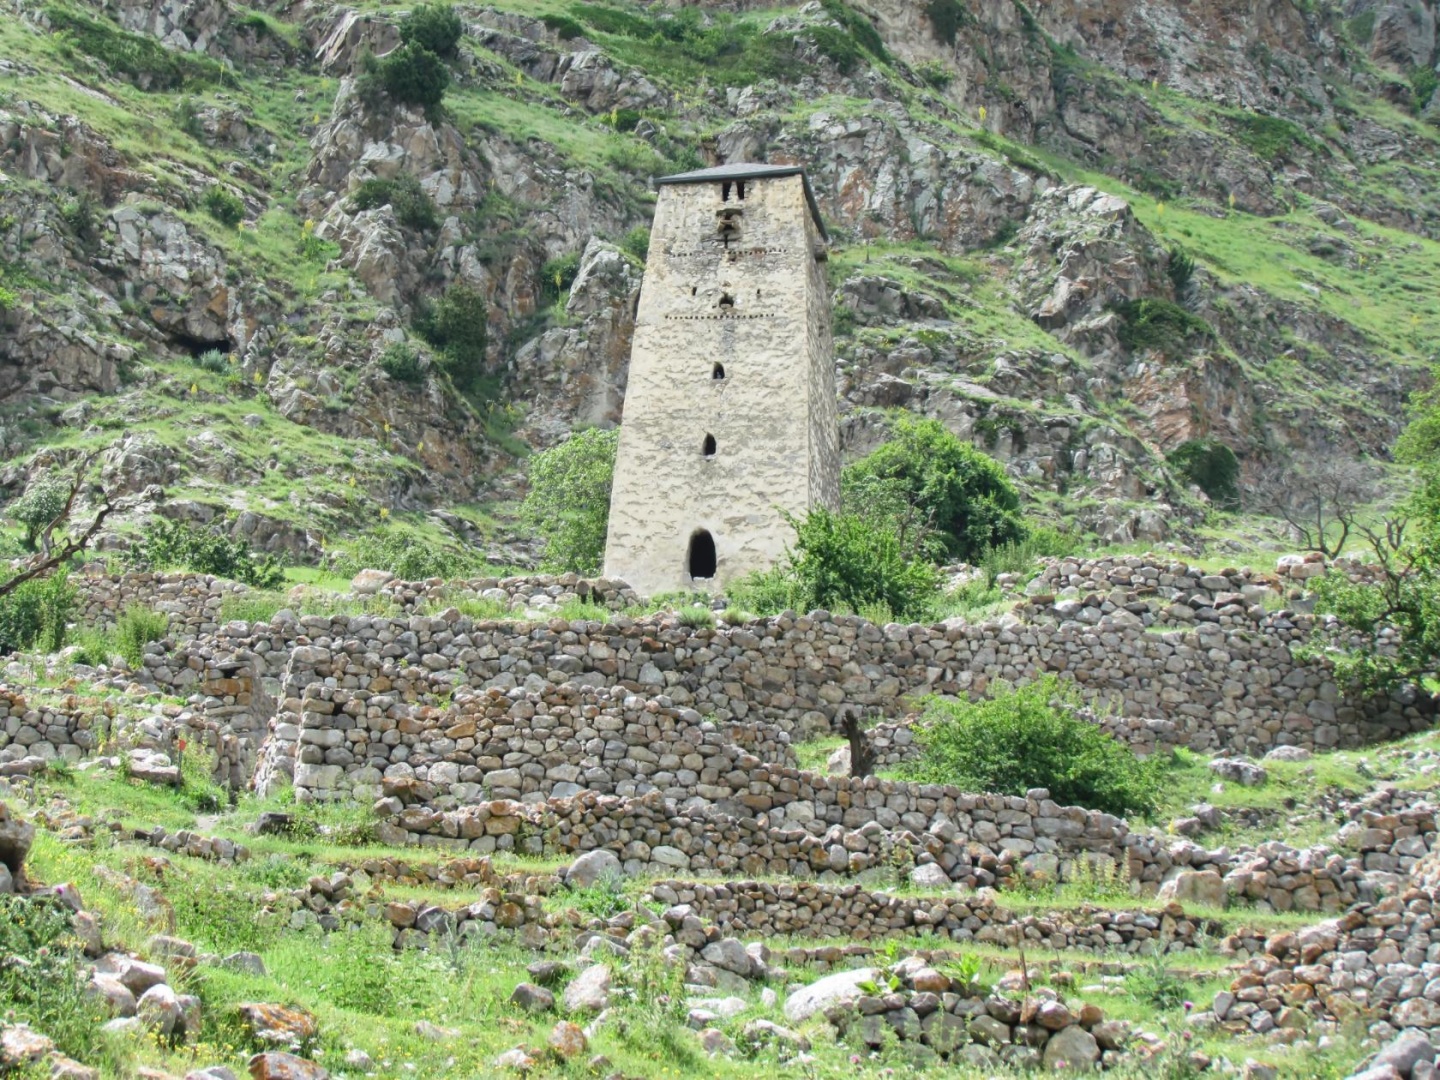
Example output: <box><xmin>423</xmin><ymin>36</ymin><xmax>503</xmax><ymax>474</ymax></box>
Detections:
<box><xmin>691</xmin><ymin>286</ymin><xmax>697</xmax><ymax>296</ymax></box>
<box><xmin>687</xmin><ymin>530</ymin><xmax>717</xmax><ymax>579</ymax></box>
<box><xmin>735</xmin><ymin>180</ymin><xmax>745</xmax><ymax>200</ymax></box>
<box><xmin>702</xmin><ymin>434</ymin><xmax>717</xmax><ymax>457</ymax></box>
<box><xmin>721</xmin><ymin>181</ymin><xmax>732</xmax><ymax>202</ymax></box>
<box><xmin>712</xmin><ymin>363</ymin><xmax>725</xmax><ymax>380</ymax></box>
<box><xmin>718</xmin><ymin>293</ymin><xmax>734</xmax><ymax>311</ymax></box>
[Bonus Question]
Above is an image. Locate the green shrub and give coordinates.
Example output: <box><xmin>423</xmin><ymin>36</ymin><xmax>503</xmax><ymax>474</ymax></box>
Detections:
<box><xmin>1111</xmin><ymin>297</ymin><xmax>1212</xmax><ymax>357</ymax></box>
<box><xmin>399</xmin><ymin>3</ymin><xmax>463</xmax><ymax>56</ymax></box>
<box><xmin>923</xmin><ymin>0</ymin><xmax>965</xmax><ymax>45</ymax></box>
<box><xmin>560</xmin><ymin>869</ymin><xmax>629</xmax><ymax>919</ymax></box>
<box><xmin>736</xmin><ymin>507</ymin><xmax>940</xmax><ymax>621</ymax></box>
<box><xmin>0</xmin><ymin>568</ymin><xmax>76</xmax><ymax>653</ymax></box>
<box><xmin>916</xmin><ymin>59</ymin><xmax>953</xmax><ymax>88</ymax></box>
<box><xmin>378</xmin><ymin>342</ymin><xmax>425</xmax><ymax>383</ymax></box>
<box><xmin>540</xmin><ymin>252</ymin><xmax>582</xmax><ymax>300</ymax></box>
<box><xmin>202</xmin><ymin>186</ymin><xmax>244</xmax><ymax>227</ymax></box>
<box><xmin>1166</xmin><ymin>438</ymin><xmax>1240</xmax><ymax>506</ymax></box>
<box><xmin>620</xmin><ymin>226</ymin><xmax>651</xmax><ymax>263</ymax></box>
<box><xmin>842</xmin><ymin>415</ymin><xmax>1026</xmax><ymax>562</ymax></box>
<box><xmin>414</xmin><ymin>282</ymin><xmax>490</xmax><ymax>394</ymax></box>
<box><xmin>350</xmin><ymin>173</ymin><xmax>438</xmax><ymax>230</ymax></box>
<box><xmin>332</xmin><ymin>527</ymin><xmax>488</xmax><ymax>581</ymax></box>
<box><xmin>126</xmin><ymin>518</ymin><xmax>285</xmax><ymax>588</ymax></box>
<box><xmin>541</xmin><ymin>13</ymin><xmax>585</xmax><ymax>39</ymax></box>
<box><xmin>60</xmin><ymin>193</ymin><xmax>100</xmax><ymax>246</ymax></box>
<box><xmin>520</xmin><ymin>428</ymin><xmax>620</xmax><ymax>574</ymax></box>
<box><xmin>7</xmin><ymin>470</ymin><xmax>70</xmax><ymax>551</ymax></box>
<box><xmin>1231</xmin><ymin>112</ymin><xmax>1311</xmax><ymax>160</ymax></box>
<box><xmin>192</xmin><ymin>347</ymin><xmax>230</xmax><ymax>374</ymax></box>
<box><xmin>1412</xmin><ymin>66</ymin><xmax>1439</xmax><ymax>114</ymax></box>
<box><xmin>1166</xmin><ymin>245</ymin><xmax>1196</xmax><ymax>295</ymax></box>
<box><xmin>818</xmin><ymin>0</ymin><xmax>887</xmax><ymax>61</ymax></box>
<box><xmin>115</xmin><ymin>604</ymin><xmax>169</xmax><ymax>667</ymax></box>
<box><xmin>901</xmin><ymin>677</ymin><xmax>1165</xmax><ymax>818</ymax></box>
<box><xmin>379</xmin><ymin>42</ymin><xmax>451</xmax><ymax>108</ymax></box>
<box><xmin>977</xmin><ymin>526</ymin><xmax>1080</xmax><ymax>585</ymax></box>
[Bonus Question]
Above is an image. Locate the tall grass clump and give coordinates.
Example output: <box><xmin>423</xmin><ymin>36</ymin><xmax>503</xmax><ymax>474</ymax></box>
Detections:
<box><xmin>115</xmin><ymin>605</ymin><xmax>169</xmax><ymax>667</ymax></box>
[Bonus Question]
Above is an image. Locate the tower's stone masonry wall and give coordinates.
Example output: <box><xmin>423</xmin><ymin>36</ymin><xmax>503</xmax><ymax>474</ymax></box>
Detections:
<box><xmin>603</xmin><ymin>170</ymin><xmax>840</xmax><ymax>595</ymax></box>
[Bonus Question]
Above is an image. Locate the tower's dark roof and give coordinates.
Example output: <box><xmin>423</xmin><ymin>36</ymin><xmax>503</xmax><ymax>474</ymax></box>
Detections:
<box><xmin>656</xmin><ymin>162</ymin><xmax>827</xmax><ymax>241</ymax></box>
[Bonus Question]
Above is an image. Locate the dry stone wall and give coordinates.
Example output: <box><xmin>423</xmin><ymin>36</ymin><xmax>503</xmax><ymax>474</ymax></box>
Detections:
<box><xmin>74</xmin><ymin>569</ymin><xmax>249</xmax><ymax>636</ymax></box>
<box><xmin>148</xmin><ymin>605</ymin><xmax>1434</xmax><ymax>758</ymax></box>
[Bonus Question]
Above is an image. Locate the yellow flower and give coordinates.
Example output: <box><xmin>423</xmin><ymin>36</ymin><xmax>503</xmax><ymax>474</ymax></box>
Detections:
<box><xmin>189</xmin><ymin>383</ymin><xmax>198</xmax><ymax>394</ymax></box>
<box><xmin>383</xmin><ymin>422</ymin><xmax>391</xmax><ymax>433</ymax></box>
<box><xmin>379</xmin><ymin>507</ymin><xmax>390</xmax><ymax>519</ymax></box>
<box><xmin>417</xmin><ymin>441</ymin><xmax>424</xmax><ymax>452</ymax></box>
<box><xmin>1156</xmin><ymin>202</ymin><xmax>1164</xmax><ymax>216</ymax></box>
<box><xmin>978</xmin><ymin>105</ymin><xmax>986</xmax><ymax>123</ymax></box>
<box><xmin>303</xmin><ymin>219</ymin><xmax>316</xmax><ymax>234</ymax></box>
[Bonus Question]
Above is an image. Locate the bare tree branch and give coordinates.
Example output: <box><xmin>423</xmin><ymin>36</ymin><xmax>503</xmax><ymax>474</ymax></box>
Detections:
<box><xmin>1254</xmin><ymin>457</ymin><xmax>1376</xmax><ymax>558</ymax></box>
<box><xmin>0</xmin><ymin>450</ymin><xmax>122</xmax><ymax>599</ymax></box>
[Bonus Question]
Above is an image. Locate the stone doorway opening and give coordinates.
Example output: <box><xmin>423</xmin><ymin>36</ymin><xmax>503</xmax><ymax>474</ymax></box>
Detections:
<box><xmin>687</xmin><ymin>529</ymin><xmax>716</xmax><ymax>579</ymax></box>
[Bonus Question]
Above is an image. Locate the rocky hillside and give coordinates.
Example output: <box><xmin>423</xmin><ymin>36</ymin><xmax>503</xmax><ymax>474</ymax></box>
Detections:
<box><xmin>1</xmin><ymin>0</ymin><xmax>1437</xmax><ymax>557</ymax></box>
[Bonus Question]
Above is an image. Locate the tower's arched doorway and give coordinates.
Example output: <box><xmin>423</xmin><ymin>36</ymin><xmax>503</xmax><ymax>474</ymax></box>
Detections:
<box><xmin>687</xmin><ymin>529</ymin><xmax>717</xmax><ymax>579</ymax></box>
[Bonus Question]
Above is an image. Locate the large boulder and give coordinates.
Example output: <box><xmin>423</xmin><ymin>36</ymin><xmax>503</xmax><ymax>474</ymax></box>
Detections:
<box><xmin>562</xmin><ymin>964</ymin><xmax>611</xmax><ymax>1013</ymax></box>
<box><xmin>1043</xmin><ymin>1024</ymin><xmax>1100</xmax><ymax>1070</ymax></box>
<box><xmin>1157</xmin><ymin>869</ymin><xmax>1226</xmax><ymax>910</ymax></box>
<box><xmin>564</xmin><ymin>850</ymin><xmax>622</xmax><ymax>888</ymax></box>
<box><xmin>783</xmin><ymin>968</ymin><xmax>879</xmax><ymax>1023</ymax></box>
<box><xmin>0</xmin><ymin>802</ymin><xmax>34</xmax><ymax>888</ymax></box>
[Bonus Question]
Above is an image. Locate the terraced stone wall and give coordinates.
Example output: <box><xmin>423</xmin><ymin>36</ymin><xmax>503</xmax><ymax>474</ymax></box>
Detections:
<box><xmin>152</xmin><ymin>606</ymin><xmax>1435</xmax><ymax>758</ymax></box>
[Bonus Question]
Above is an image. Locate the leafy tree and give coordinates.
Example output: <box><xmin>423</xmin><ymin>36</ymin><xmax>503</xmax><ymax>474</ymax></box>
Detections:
<box><xmin>378</xmin><ymin>42</ymin><xmax>451</xmax><ymax>108</ymax></box>
<box><xmin>842</xmin><ymin>415</ymin><xmax>1025</xmax><ymax>562</ymax></box>
<box><xmin>8</xmin><ymin>471</ymin><xmax>71</xmax><ymax>551</ymax></box>
<box><xmin>900</xmin><ymin>677</ymin><xmax>1166</xmax><ymax>818</ymax></box>
<box><xmin>399</xmin><ymin>3</ymin><xmax>463</xmax><ymax>57</ymax></box>
<box><xmin>1166</xmin><ymin>438</ymin><xmax>1240</xmax><ymax>507</ymax></box>
<box><xmin>1309</xmin><ymin>366</ymin><xmax>1440</xmax><ymax>692</ymax></box>
<box><xmin>520</xmin><ymin>428</ymin><xmax>620</xmax><ymax>575</ymax></box>
<box><xmin>777</xmin><ymin>507</ymin><xmax>939</xmax><ymax>620</ymax></box>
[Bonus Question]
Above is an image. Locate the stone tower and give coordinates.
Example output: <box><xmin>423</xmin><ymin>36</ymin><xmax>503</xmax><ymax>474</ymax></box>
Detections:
<box><xmin>603</xmin><ymin>163</ymin><xmax>840</xmax><ymax>597</ymax></box>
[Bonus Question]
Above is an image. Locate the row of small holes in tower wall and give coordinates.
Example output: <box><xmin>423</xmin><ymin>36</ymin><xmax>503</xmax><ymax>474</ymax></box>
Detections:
<box><xmin>690</xmin><ymin>287</ymin><xmax>762</xmax><ymax>306</ymax></box>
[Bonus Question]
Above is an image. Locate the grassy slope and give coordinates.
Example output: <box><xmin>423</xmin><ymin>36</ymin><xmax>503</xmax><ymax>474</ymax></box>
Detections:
<box><xmin>15</xmin><ymin>717</ymin><xmax>1420</xmax><ymax>1077</ymax></box>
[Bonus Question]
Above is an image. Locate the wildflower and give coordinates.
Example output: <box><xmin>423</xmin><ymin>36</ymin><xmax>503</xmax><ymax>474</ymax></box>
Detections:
<box><xmin>1183</xmin><ymin>1000</ymin><xmax>1193</xmax><ymax>1011</ymax></box>
<box><xmin>379</xmin><ymin>508</ymin><xmax>390</xmax><ymax>519</ymax></box>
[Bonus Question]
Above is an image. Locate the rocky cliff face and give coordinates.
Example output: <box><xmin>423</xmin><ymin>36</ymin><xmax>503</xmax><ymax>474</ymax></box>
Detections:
<box><xmin>0</xmin><ymin>0</ymin><xmax>1435</xmax><ymax>556</ymax></box>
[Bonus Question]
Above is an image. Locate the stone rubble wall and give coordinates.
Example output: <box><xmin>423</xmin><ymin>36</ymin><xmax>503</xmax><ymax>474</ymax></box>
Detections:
<box><xmin>1202</xmin><ymin>847</ymin><xmax>1440</xmax><ymax>1042</ymax></box>
<box><xmin>253</xmin><ymin>682</ymin><xmax>797</xmax><ymax>806</ymax></box>
<box><xmin>74</xmin><ymin>569</ymin><xmax>250</xmax><ymax>637</ymax></box>
<box><xmin>0</xmin><ymin>688</ymin><xmax>108</xmax><ymax>765</ymax></box>
<box><xmin>369</xmin><ymin>573</ymin><xmax>642</xmax><ymax>614</ymax></box>
<box><xmin>643</xmin><ymin>879</ymin><xmax>1224</xmax><ymax>953</ymax></box>
<box><xmin>147</xmin><ymin>605</ymin><xmax>1435</xmax><ymax>759</ymax></box>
